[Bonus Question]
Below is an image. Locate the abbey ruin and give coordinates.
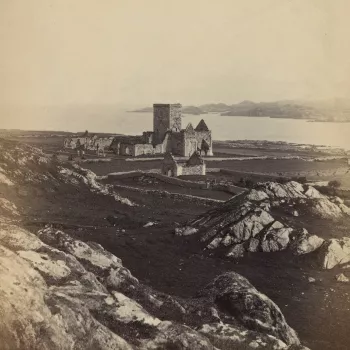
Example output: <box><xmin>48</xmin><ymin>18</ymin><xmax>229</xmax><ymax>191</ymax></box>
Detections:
<box><xmin>110</xmin><ymin>104</ymin><xmax>213</xmax><ymax>157</ymax></box>
<box><xmin>64</xmin><ymin>103</ymin><xmax>213</xmax><ymax>158</ymax></box>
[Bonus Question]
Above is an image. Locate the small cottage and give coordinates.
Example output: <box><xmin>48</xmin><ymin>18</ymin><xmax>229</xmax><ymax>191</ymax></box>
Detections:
<box><xmin>161</xmin><ymin>152</ymin><xmax>206</xmax><ymax>177</ymax></box>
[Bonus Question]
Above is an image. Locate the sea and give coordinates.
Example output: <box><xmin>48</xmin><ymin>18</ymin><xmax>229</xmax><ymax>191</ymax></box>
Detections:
<box><xmin>96</xmin><ymin>112</ymin><xmax>350</xmax><ymax>150</ymax></box>
<box><xmin>5</xmin><ymin>108</ymin><xmax>350</xmax><ymax>150</ymax></box>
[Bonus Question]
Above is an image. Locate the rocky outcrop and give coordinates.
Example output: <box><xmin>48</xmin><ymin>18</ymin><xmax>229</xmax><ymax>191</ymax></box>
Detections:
<box><xmin>0</xmin><ymin>138</ymin><xmax>135</xmax><ymax>207</ymax></box>
<box><xmin>318</xmin><ymin>237</ymin><xmax>350</xmax><ymax>269</ymax></box>
<box><xmin>179</xmin><ymin>181</ymin><xmax>349</xmax><ymax>261</ymax></box>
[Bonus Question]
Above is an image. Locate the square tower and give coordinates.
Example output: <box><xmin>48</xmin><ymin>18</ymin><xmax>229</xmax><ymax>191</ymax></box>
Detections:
<box><xmin>153</xmin><ymin>103</ymin><xmax>182</xmax><ymax>143</ymax></box>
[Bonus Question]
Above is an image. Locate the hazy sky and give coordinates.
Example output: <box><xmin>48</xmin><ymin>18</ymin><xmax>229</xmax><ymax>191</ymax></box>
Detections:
<box><xmin>1</xmin><ymin>0</ymin><xmax>349</xmax><ymax>108</ymax></box>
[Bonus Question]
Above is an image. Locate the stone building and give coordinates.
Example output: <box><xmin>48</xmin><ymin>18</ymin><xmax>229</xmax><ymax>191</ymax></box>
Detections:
<box><xmin>161</xmin><ymin>151</ymin><xmax>206</xmax><ymax>177</ymax></box>
<box><xmin>110</xmin><ymin>103</ymin><xmax>213</xmax><ymax>157</ymax></box>
<box><xmin>64</xmin><ymin>134</ymin><xmax>114</xmax><ymax>154</ymax></box>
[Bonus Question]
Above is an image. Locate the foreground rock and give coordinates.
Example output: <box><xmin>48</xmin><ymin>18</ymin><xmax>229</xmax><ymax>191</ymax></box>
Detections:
<box><xmin>198</xmin><ymin>272</ymin><xmax>300</xmax><ymax>346</ymax></box>
<box><xmin>0</xmin><ymin>219</ymin><xmax>308</xmax><ymax>350</ymax></box>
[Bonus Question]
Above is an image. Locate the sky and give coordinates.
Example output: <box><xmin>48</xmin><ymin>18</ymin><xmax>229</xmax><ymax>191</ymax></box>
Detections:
<box><xmin>1</xmin><ymin>0</ymin><xmax>349</xmax><ymax>114</ymax></box>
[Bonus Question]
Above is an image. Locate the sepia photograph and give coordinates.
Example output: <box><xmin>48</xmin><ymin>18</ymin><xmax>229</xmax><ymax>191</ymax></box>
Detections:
<box><xmin>0</xmin><ymin>1</ymin><xmax>349</xmax><ymax>349</ymax></box>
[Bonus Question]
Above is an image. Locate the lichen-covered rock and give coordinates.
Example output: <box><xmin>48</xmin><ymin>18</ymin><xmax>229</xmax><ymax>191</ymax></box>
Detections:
<box><xmin>248</xmin><ymin>238</ymin><xmax>260</xmax><ymax>252</ymax></box>
<box><xmin>200</xmin><ymin>323</ymin><xmax>289</xmax><ymax>350</ymax></box>
<box><xmin>290</xmin><ymin>230</ymin><xmax>324</xmax><ymax>255</ymax></box>
<box><xmin>37</xmin><ymin>226</ymin><xmax>123</xmax><ymax>270</ymax></box>
<box><xmin>335</xmin><ymin>273</ymin><xmax>349</xmax><ymax>283</ymax></box>
<box><xmin>310</xmin><ymin>198</ymin><xmax>344</xmax><ymax>219</ymax></box>
<box><xmin>0</xmin><ymin>244</ymin><xmax>133</xmax><ymax>350</ymax></box>
<box><xmin>304</xmin><ymin>186</ymin><xmax>324</xmax><ymax>199</ymax></box>
<box><xmin>226</xmin><ymin>243</ymin><xmax>245</xmax><ymax>258</ymax></box>
<box><xmin>198</xmin><ymin>272</ymin><xmax>301</xmax><ymax>346</ymax></box>
<box><xmin>175</xmin><ymin>226</ymin><xmax>198</xmax><ymax>236</ymax></box>
<box><xmin>261</xmin><ymin>226</ymin><xmax>292</xmax><ymax>253</ymax></box>
<box><xmin>318</xmin><ymin>237</ymin><xmax>350</xmax><ymax>269</ymax></box>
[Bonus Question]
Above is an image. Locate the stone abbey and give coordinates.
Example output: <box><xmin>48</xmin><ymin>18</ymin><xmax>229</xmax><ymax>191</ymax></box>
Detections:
<box><xmin>109</xmin><ymin>103</ymin><xmax>213</xmax><ymax>157</ymax></box>
<box><xmin>64</xmin><ymin>103</ymin><xmax>213</xmax><ymax>158</ymax></box>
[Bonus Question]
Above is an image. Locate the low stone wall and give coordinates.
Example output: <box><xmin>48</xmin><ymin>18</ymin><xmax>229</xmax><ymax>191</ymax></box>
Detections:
<box><xmin>111</xmin><ymin>183</ymin><xmax>223</xmax><ymax>206</ymax></box>
<box><xmin>219</xmin><ymin>168</ymin><xmax>283</xmax><ymax>182</ymax></box>
<box><xmin>181</xmin><ymin>164</ymin><xmax>206</xmax><ymax>176</ymax></box>
<box><xmin>104</xmin><ymin>171</ymin><xmax>246</xmax><ymax>195</ymax></box>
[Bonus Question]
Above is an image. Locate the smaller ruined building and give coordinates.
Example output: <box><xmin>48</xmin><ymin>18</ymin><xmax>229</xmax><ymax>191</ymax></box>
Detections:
<box><xmin>162</xmin><ymin>151</ymin><xmax>206</xmax><ymax>177</ymax></box>
<box><xmin>110</xmin><ymin>103</ymin><xmax>213</xmax><ymax>157</ymax></box>
<box><xmin>64</xmin><ymin>133</ymin><xmax>114</xmax><ymax>154</ymax></box>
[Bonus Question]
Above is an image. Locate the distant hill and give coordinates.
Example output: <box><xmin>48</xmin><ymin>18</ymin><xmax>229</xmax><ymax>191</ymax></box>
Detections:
<box><xmin>221</xmin><ymin>101</ymin><xmax>319</xmax><ymax>119</ymax></box>
<box><xmin>130</xmin><ymin>105</ymin><xmax>205</xmax><ymax>115</ymax></box>
<box><xmin>130</xmin><ymin>99</ymin><xmax>350</xmax><ymax>121</ymax></box>
<box><xmin>198</xmin><ymin>103</ymin><xmax>231</xmax><ymax>113</ymax></box>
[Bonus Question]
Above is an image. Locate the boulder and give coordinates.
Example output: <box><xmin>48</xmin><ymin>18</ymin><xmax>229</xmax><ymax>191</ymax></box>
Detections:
<box><xmin>247</xmin><ymin>238</ymin><xmax>260</xmax><ymax>252</ymax></box>
<box><xmin>310</xmin><ymin>198</ymin><xmax>343</xmax><ymax>219</ymax></box>
<box><xmin>339</xmin><ymin>203</ymin><xmax>350</xmax><ymax>215</ymax></box>
<box><xmin>262</xmin><ymin>181</ymin><xmax>306</xmax><ymax>199</ymax></box>
<box><xmin>290</xmin><ymin>232</ymin><xmax>324</xmax><ymax>255</ymax></box>
<box><xmin>332</xmin><ymin>196</ymin><xmax>344</xmax><ymax>205</ymax></box>
<box><xmin>335</xmin><ymin>273</ymin><xmax>349</xmax><ymax>283</ymax></box>
<box><xmin>304</xmin><ymin>186</ymin><xmax>324</xmax><ymax>199</ymax></box>
<box><xmin>198</xmin><ymin>272</ymin><xmax>300</xmax><ymax>346</ymax></box>
<box><xmin>175</xmin><ymin>226</ymin><xmax>198</xmax><ymax>236</ymax></box>
<box><xmin>261</xmin><ymin>227</ymin><xmax>292</xmax><ymax>252</ymax></box>
<box><xmin>246</xmin><ymin>189</ymin><xmax>269</xmax><ymax>201</ymax></box>
<box><xmin>226</xmin><ymin>209</ymin><xmax>274</xmax><ymax>243</ymax></box>
<box><xmin>318</xmin><ymin>237</ymin><xmax>350</xmax><ymax>269</ymax></box>
<box><xmin>226</xmin><ymin>243</ymin><xmax>245</xmax><ymax>258</ymax></box>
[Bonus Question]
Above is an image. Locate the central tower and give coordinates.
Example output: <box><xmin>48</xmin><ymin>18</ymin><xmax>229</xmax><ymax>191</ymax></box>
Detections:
<box><xmin>153</xmin><ymin>103</ymin><xmax>182</xmax><ymax>143</ymax></box>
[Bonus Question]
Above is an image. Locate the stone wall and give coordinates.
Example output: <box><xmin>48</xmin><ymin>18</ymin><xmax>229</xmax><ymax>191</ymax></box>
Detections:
<box><xmin>64</xmin><ymin>137</ymin><xmax>87</xmax><ymax>149</ymax></box>
<box><xmin>169</xmin><ymin>104</ymin><xmax>182</xmax><ymax>132</ymax></box>
<box><xmin>153</xmin><ymin>104</ymin><xmax>170</xmax><ymax>143</ymax></box>
<box><xmin>183</xmin><ymin>132</ymin><xmax>198</xmax><ymax>157</ymax></box>
<box><xmin>94</xmin><ymin>137</ymin><xmax>114</xmax><ymax>150</ymax></box>
<box><xmin>119</xmin><ymin>144</ymin><xmax>136</xmax><ymax>156</ymax></box>
<box><xmin>162</xmin><ymin>163</ymin><xmax>181</xmax><ymax>177</ymax></box>
<box><xmin>181</xmin><ymin>164</ymin><xmax>206</xmax><ymax>176</ymax></box>
<box><xmin>171</xmin><ymin>132</ymin><xmax>185</xmax><ymax>156</ymax></box>
<box><xmin>153</xmin><ymin>104</ymin><xmax>182</xmax><ymax>144</ymax></box>
<box><xmin>64</xmin><ymin>137</ymin><xmax>113</xmax><ymax>151</ymax></box>
<box><xmin>142</xmin><ymin>132</ymin><xmax>154</xmax><ymax>144</ymax></box>
<box><xmin>163</xmin><ymin>132</ymin><xmax>172</xmax><ymax>153</ymax></box>
<box><xmin>134</xmin><ymin>144</ymin><xmax>155</xmax><ymax>156</ymax></box>
<box><xmin>194</xmin><ymin>131</ymin><xmax>213</xmax><ymax>156</ymax></box>
<box><xmin>161</xmin><ymin>153</ymin><xmax>179</xmax><ymax>176</ymax></box>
